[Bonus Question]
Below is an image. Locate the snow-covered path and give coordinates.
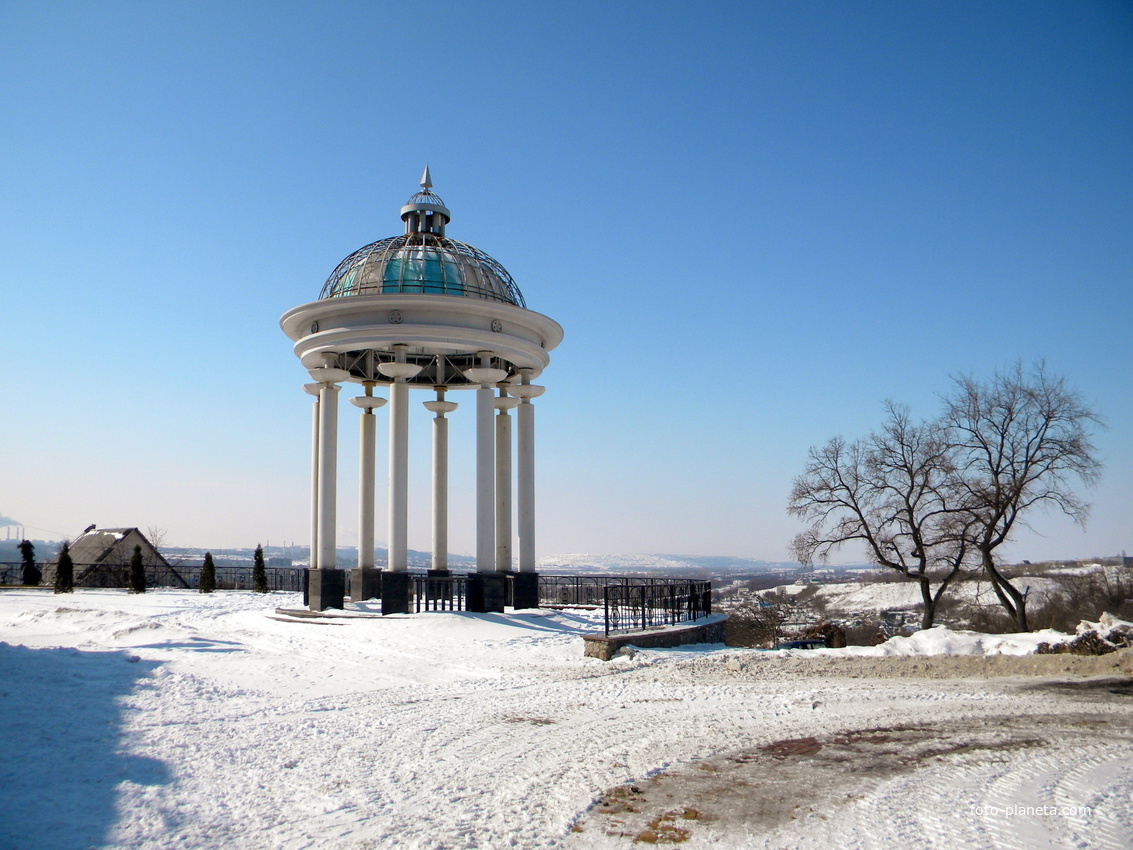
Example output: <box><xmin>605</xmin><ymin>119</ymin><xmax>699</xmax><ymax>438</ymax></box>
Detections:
<box><xmin>1</xmin><ymin>589</ymin><xmax>1130</xmax><ymax>849</ymax></box>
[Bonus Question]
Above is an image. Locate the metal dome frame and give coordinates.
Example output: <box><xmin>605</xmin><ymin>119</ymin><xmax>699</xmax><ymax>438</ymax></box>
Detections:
<box><xmin>319</xmin><ymin>233</ymin><xmax>527</xmax><ymax>308</ymax></box>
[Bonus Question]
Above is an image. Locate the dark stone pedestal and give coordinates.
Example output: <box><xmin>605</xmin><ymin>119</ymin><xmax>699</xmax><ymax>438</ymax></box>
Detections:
<box><xmin>308</xmin><ymin>569</ymin><xmax>345</xmax><ymax>612</ymax></box>
<box><xmin>511</xmin><ymin>571</ymin><xmax>540</xmax><ymax>610</ymax></box>
<box><xmin>350</xmin><ymin>568</ymin><xmax>382</xmax><ymax>602</ymax></box>
<box><xmin>381</xmin><ymin>570</ymin><xmax>411</xmax><ymax>615</ymax></box>
<box><xmin>466</xmin><ymin>572</ymin><xmax>508</xmax><ymax>613</ymax></box>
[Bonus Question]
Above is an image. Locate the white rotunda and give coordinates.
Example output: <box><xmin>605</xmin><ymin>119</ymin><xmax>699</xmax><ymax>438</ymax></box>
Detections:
<box><xmin>281</xmin><ymin>168</ymin><xmax>563</xmax><ymax>613</ymax></box>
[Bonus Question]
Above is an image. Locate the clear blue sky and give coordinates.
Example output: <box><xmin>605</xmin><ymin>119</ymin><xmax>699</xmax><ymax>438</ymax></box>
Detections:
<box><xmin>2</xmin><ymin>1</ymin><xmax>1130</xmax><ymax>562</ymax></box>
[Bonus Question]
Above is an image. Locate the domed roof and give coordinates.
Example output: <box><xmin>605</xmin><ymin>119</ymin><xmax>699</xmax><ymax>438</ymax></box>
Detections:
<box><xmin>320</xmin><ymin>233</ymin><xmax>526</xmax><ymax>307</ymax></box>
<box><xmin>319</xmin><ymin>169</ymin><xmax>526</xmax><ymax>308</ymax></box>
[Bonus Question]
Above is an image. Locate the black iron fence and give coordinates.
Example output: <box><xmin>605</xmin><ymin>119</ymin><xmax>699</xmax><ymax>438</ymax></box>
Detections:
<box><xmin>537</xmin><ymin>575</ymin><xmax>705</xmax><ymax>607</ymax></box>
<box><xmin>603</xmin><ymin>581</ymin><xmax>712</xmax><ymax>635</ymax></box>
<box><xmin>197</xmin><ymin>566</ymin><xmax>306</xmax><ymax>592</ymax></box>
<box><xmin>3</xmin><ymin>562</ymin><xmax>711</xmax><ymax>633</ymax></box>
<box><xmin>345</xmin><ymin>573</ymin><xmax>713</xmax><ymax>622</ymax></box>
<box><xmin>411</xmin><ymin>573</ymin><xmax>468</xmax><ymax>612</ymax></box>
<box><xmin>0</xmin><ymin>562</ymin><xmax>306</xmax><ymax>592</ymax></box>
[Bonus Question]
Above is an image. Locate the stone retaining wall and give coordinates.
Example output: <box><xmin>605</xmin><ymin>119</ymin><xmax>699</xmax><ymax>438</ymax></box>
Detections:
<box><xmin>583</xmin><ymin>614</ymin><xmax>728</xmax><ymax>661</ymax></box>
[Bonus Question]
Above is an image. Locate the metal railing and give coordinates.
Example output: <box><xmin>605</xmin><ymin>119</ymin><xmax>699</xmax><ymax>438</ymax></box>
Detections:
<box><xmin>0</xmin><ymin>562</ymin><xmax>307</xmax><ymax>592</ymax></box>
<box><xmin>411</xmin><ymin>573</ymin><xmax>468</xmax><ymax>611</ymax></box>
<box><xmin>201</xmin><ymin>566</ymin><xmax>306</xmax><ymax>592</ymax></box>
<box><xmin>4</xmin><ymin>562</ymin><xmax>712</xmax><ymax>632</ymax></box>
<box><xmin>537</xmin><ymin>575</ymin><xmax>701</xmax><ymax>607</ymax></box>
<box><xmin>603</xmin><ymin>581</ymin><xmax>712</xmax><ymax>635</ymax></box>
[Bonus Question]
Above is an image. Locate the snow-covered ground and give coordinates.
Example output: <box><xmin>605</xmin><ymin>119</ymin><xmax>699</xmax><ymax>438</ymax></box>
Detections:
<box><xmin>1</xmin><ymin>589</ymin><xmax>1131</xmax><ymax>849</ymax></box>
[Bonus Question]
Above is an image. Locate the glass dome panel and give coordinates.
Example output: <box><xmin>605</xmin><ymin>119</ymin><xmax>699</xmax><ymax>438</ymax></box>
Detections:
<box><xmin>320</xmin><ymin>234</ymin><xmax>525</xmax><ymax>307</ymax></box>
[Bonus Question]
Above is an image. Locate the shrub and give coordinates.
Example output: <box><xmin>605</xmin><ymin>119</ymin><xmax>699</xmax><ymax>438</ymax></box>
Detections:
<box><xmin>804</xmin><ymin>621</ymin><xmax>847</xmax><ymax>648</ymax></box>
<box><xmin>199</xmin><ymin>552</ymin><xmax>216</xmax><ymax>593</ymax></box>
<box><xmin>54</xmin><ymin>543</ymin><xmax>74</xmax><ymax>594</ymax></box>
<box><xmin>252</xmin><ymin>545</ymin><xmax>268</xmax><ymax>593</ymax></box>
<box><xmin>1035</xmin><ymin>630</ymin><xmax>1116</xmax><ymax>656</ymax></box>
<box><xmin>18</xmin><ymin>540</ymin><xmax>40</xmax><ymax>586</ymax></box>
<box><xmin>128</xmin><ymin>545</ymin><xmax>146</xmax><ymax>594</ymax></box>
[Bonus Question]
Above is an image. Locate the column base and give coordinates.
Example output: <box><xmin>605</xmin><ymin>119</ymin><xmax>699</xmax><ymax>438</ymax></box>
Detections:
<box><xmin>511</xmin><ymin>571</ymin><xmax>540</xmax><ymax>610</ymax></box>
<box><xmin>349</xmin><ymin>567</ymin><xmax>382</xmax><ymax>602</ymax></box>
<box><xmin>467</xmin><ymin>572</ymin><xmax>507</xmax><ymax>613</ymax></box>
<box><xmin>308</xmin><ymin>569</ymin><xmax>345</xmax><ymax>612</ymax></box>
<box><xmin>381</xmin><ymin>571</ymin><xmax>411</xmax><ymax>615</ymax></box>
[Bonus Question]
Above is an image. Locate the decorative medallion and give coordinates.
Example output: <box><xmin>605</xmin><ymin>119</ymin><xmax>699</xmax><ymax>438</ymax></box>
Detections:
<box><xmin>310</xmin><ymin>321</ymin><xmax>319</xmax><ymax>334</ymax></box>
<box><xmin>389</xmin><ymin>310</ymin><xmax>403</xmax><ymax>324</ymax></box>
<box><xmin>491</xmin><ymin>319</ymin><xmax>503</xmax><ymax>333</ymax></box>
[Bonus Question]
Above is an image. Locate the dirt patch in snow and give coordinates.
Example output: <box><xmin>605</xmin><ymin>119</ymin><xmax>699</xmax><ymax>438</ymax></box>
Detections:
<box><xmin>568</xmin><ymin>711</ymin><xmax>1131</xmax><ymax>846</ymax></box>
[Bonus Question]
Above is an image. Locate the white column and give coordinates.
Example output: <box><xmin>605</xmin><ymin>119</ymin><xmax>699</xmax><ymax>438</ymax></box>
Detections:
<box><xmin>359</xmin><ymin>411</ymin><xmax>376</xmax><ymax>568</ymax></box>
<box><xmin>475</xmin><ymin>383</ymin><xmax>495</xmax><ymax>572</ymax></box>
<box><xmin>464</xmin><ymin>354</ymin><xmax>509</xmax><ymax>574</ymax></box>
<box><xmin>510</xmin><ymin>375</ymin><xmax>545</xmax><ymax>573</ymax></box>
<box><xmin>351</xmin><ymin>385</ymin><xmax>386</xmax><ymax>571</ymax></box>
<box><xmin>316</xmin><ymin>382</ymin><xmax>340</xmax><ymax>569</ymax></box>
<box><xmin>304</xmin><ymin>384</ymin><xmax>321</xmax><ymax>570</ymax></box>
<box><xmin>495</xmin><ymin>392</ymin><xmax>519</xmax><ymax>572</ymax></box>
<box><xmin>424</xmin><ymin>390</ymin><xmax>458</xmax><ymax>571</ymax></box>
<box><xmin>378</xmin><ymin>348</ymin><xmax>422</xmax><ymax>573</ymax></box>
<box><xmin>388</xmin><ymin>379</ymin><xmax>409</xmax><ymax>571</ymax></box>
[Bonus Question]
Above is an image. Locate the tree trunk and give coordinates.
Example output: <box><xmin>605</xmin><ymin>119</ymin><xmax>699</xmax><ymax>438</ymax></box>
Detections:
<box><xmin>982</xmin><ymin>551</ymin><xmax>1029</xmax><ymax>631</ymax></box>
<box><xmin>918</xmin><ymin>576</ymin><xmax>937</xmax><ymax>629</ymax></box>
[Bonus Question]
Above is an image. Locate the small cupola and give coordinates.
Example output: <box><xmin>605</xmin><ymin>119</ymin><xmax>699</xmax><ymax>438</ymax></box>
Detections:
<box><xmin>400</xmin><ymin>165</ymin><xmax>452</xmax><ymax>236</ymax></box>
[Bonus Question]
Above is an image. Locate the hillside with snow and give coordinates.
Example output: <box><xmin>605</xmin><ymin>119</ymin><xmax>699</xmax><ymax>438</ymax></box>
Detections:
<box><xmin>538</xmin><ymin>553</ymin><xmax>803</xmax><ymax>578</ymax></box>
<box><xmin>1</xmin><ymin>589</ymin><xmax>1131</xmax><ymax>848</ymax></box>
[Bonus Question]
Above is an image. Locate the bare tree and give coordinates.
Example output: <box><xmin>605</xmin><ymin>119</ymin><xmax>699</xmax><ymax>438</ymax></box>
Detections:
<box><xmin>944</xmin><ymin>363</ymin><xmax>1103</xmax><ymax>631</ymax></box>
<box><xmin>145</xmin><ymin>526</ymin><xmax>185</xmax><ymax>567</ymax></box>
<box><xmin>732</xmin><ymin>586</ymin><xmax>820</xmax><ymax>647</ymax></box>
<box><xmin>789</xmin><ymin>403</ymin><xmax>974</xmax><ymax>629</ymax></box>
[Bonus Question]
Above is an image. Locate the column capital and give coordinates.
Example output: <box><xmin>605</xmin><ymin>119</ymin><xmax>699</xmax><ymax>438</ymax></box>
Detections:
<box><xmin>308</xmin><ymin>367</ymin><xmax>351</xmax><ymax>384</ymax></box>
<box><xmin>507</xmin><ymin>384</ymin><xmax>545</xmax><ymax>399</ymax></box>
<box><xmin>378</xmin><ymin>361</ymin><xmax>423</xmax><ymax>380</ymax></box>
<box><xmin>423</xmin><ymin>400</ymin><xmax>459</xmax><ymax>415</ymax></box>
<box><xmin>464</xmin><ymin>366</ymin><xmax>509</xmax><ymax>385</ymax></box>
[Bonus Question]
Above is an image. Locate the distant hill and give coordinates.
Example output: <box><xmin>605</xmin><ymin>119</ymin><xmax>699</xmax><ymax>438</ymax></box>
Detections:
<box><xmin>536</xmin><ymin>553</ymin><xmax>815</xmax><ymax>579</ymax></box>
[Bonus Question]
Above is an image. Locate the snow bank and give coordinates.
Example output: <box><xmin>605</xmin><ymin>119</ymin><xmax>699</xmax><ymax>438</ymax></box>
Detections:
<box><xmin>842</xmin><ymin>625</ymin><xmax>1069</xmax><ymax>657</ymax></box>
<box><xmin>761</xmin><ymin>622</ymin><xmax>1116</xmax><ymax>659</ymax></box>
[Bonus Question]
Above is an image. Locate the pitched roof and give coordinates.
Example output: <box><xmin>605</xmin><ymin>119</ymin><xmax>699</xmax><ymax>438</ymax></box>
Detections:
<box><xmin>41</xmin><ymin>526</ymin><xmax>173</xmax><ymax>586</ymax></box>
<box><xmin>61</xmin><ymin>527</ymin><xmax>138</xmax><ymax>566</ymax></box>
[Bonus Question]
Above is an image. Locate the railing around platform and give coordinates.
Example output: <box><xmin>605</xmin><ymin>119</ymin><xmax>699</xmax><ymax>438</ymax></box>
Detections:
<box><xmin>537</xmin><ymin>575</ymin><xmax>703</xmax><ymax>607</ymax></box>
<box><xmin>602</xmin><ymin>581</ymin><xmax>712</xmax><ymax>636</ymax></box>
<box><xmin>411</xmin><ymin>573</ymin><xmax>468</xmax><ymax>612</ymax></box>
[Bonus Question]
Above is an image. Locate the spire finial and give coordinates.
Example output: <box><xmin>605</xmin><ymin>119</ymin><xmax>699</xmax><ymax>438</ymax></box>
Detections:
<box><xmin>420</xmin><ymin>165</ymin><xmax>433</xmax><ymax>191</ymax></box>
